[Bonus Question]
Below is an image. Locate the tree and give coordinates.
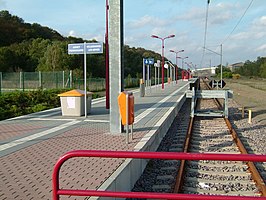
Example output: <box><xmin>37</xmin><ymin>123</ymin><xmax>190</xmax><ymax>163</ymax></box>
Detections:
<box><xmin>37</xmin><ymin>41</ymin><xmax>69</xmax><ymax>71</ymax></box>
<box><xmin>235</xmin><ymin>57</ymin><xmax>266</xmax><ymax>78</ymax></box>
<box><xmin>0</xmin><ymin>47</ymin><xmax>15</xmax><ymax>72</ymax></box>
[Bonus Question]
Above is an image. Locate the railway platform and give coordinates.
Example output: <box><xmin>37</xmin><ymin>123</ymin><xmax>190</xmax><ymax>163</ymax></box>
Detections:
<box><xmin>0</xmin><ymin>80</ymin><xmax>191</xmax><ymax>200</ymax></box>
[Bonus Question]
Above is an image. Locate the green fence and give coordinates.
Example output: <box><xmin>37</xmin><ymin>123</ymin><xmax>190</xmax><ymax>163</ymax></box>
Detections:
<box><xmin>0</xmin><ymin>71</ymin><xmax>139</xmax><ymax>93</ymax></box>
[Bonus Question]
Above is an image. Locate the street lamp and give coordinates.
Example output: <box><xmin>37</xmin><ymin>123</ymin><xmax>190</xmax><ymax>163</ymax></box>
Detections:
<box><xmin>170</xmin><ymin>49</ymin><xmax>184</xmax><ymax>83</ymax></box>
<box><xmin>177</xmin><ymin>56</ymin><xmax>188</xmax><ymax>70</ymax></box>
<box><xmin>177</xmin><ymin>56</ymin><xmax>188</xmax><ymax>80</ymax></box>
<box><xmin>151</xmin><ymin>34</ymin><xmax>175</xmax><ymax>89</ymax></box>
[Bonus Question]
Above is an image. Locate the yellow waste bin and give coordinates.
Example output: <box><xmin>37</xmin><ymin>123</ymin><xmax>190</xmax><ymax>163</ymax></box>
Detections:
<box><xmin>58</xmin><ymin>89</ymin><xmax>93</xmax><ymax>116</ymax></box>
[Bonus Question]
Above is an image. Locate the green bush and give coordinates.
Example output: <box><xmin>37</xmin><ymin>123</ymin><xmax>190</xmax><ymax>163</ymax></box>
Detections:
<box><xmin>232</xmin><ymin>74</ymin><xmax>241</xmax><ymax>79</ymax></box>
<box><xmin>0</xmin><ymin>89</ymin><xmax>69</xmax><ymax>120</ymax></box>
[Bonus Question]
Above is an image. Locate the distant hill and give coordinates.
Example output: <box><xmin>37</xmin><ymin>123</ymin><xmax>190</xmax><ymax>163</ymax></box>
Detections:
<box><xmin>0</xmin><ymin>11</ymin><xmax>166</xmax><ymax>78</ymax></box>
<box><xmin>0</xmin><ymin>10</ymin><xmax>64</xmax><ymax>47</ymax></box>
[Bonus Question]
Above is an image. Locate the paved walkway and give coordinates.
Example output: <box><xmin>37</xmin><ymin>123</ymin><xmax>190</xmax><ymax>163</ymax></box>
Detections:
<box><xmin>0</xmin><ymin>81</ymin><xmax>190</xmax><ymax>200</ymax></box>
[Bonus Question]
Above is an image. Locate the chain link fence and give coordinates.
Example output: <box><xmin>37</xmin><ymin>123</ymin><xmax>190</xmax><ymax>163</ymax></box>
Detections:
<box><xmin>0</xmin><ymin>71</ymin><xmax>139</xmax><ymax>93</ymax></box>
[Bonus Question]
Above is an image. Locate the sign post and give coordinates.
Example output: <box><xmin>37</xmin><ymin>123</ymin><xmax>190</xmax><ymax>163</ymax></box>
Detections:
<box><xmin>143</xmin><ymin>58</ymin><xmax>154</xmax><ymax>90</ymax></box>
<box><xmin>68</xmin><ymin>42</ymin><xmax>103</xmax><ymax>117</ymax></box>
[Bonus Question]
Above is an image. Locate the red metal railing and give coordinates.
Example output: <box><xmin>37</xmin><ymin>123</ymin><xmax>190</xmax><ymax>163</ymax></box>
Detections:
<box><xmin>52</xmin><ymin>150</ymin><xmax>266</xmax><ymax>200</ymax></box>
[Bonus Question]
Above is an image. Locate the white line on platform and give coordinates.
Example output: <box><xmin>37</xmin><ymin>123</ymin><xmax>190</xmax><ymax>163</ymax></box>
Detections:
<box><xmin>28</xmin><ymin>118</ymin><xmax>76</xmax><ymax>121</ymax></box>
<box><xmin>84</xmin><ymin>119</ymin><xmax>109</xmax><ymax>123</ymax></box>
<box><xmin>38</xmin><ymin>111</ymin><xmax>61</xmax><ymax>118</ymax></box>
<box><xmin>134</xmin><ymin>83</ymin><xmax>188</xmax><ymax>124</ymax></box>
<box><xmin>0</xmin><ymin>120</ymin><xmax>80</xmax><ymax>152</ymax></box>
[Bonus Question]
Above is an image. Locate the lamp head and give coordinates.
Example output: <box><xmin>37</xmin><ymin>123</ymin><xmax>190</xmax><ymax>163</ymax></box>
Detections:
<box><xmin>167</xmin><ymin>34</ymin><xmax>175</xmax><ymax>38</ymax></box>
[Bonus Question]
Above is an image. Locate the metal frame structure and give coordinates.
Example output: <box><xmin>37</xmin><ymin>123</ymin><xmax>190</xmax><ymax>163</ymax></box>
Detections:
<box><xmin>187</xmin><ymin>88</ymin><xmax>233</xmax><ymax>118</ymax></box>
<box><xmin>52</xmin><ymin>150</ymin><xmax>266</xmax><ymax>200</ymax></box>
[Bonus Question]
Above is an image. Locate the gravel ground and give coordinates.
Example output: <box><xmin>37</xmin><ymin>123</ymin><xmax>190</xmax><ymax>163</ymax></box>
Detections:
<box><xmin>226</xmin><ymin>78</ymin><xmax>266</xmax><ymax>181</ymax></box>
<box><xmin>129</xmin><ymin>79</ymin><xmax>266</xmax><ymax>197</ymax></box>
<box><xmin>225</xmin><ymin>78</ymin><xmax>266</xmax><ymax>125</ymax></box>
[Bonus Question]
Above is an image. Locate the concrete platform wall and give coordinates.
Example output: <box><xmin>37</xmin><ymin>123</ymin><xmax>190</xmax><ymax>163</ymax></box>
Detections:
<box><xmin>91</xmin><ymin>93</ymin><xmax>186</xmax><ymax>200</ymax></box>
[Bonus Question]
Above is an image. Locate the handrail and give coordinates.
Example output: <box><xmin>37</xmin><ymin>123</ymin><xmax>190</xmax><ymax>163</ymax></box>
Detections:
<box><xmin>52</xmin><ymin>150</ymin><xmax>266</xmax><ymax>200</ymax></box>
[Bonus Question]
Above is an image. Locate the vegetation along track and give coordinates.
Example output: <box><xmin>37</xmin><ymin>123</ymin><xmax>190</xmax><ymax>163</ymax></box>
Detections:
<box><xmin>130</xmin><ymin>78</ymin><xmax>266</xmax><ymax>198</ymax></box>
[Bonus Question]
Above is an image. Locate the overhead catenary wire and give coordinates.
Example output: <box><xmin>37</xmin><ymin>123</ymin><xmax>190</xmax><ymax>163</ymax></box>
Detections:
<box><xmin>200</xmin><ymin>0</ymin><xmax>210</xmax><ymax>68</ymax></box>
<box><xmin>221</xmin><ymin>0</ymin><xmax>254</xmax><ymax>44</ymax></box>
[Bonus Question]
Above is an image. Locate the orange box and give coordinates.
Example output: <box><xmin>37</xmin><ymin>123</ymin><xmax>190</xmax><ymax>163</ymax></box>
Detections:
<box><xmin>118</xmin><ymin>91</ymin><xmax>134</xmax><ymax>125</ymax></box>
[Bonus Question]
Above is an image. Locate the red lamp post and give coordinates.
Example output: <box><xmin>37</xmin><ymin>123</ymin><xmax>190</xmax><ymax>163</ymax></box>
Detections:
<box><xmin>169</xmin><ymin>49</ymin><xmax>184</xmax><ymax>83</ymax></box>
<box><xmin>151</xmin><ymin>34</ymin><xmax>175</xmax><ymax>89</ymax></box>
<box><xmin>177</xmin><ymin>56</ymin><xmax>188</xmax><ymax>80</ymax></box>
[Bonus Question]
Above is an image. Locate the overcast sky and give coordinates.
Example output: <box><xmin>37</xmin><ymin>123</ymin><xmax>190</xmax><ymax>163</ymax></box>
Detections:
<box><xmin>1</xmin><ymin>0</ymin><xmax>266</xmax><ymax>69</ymax></box>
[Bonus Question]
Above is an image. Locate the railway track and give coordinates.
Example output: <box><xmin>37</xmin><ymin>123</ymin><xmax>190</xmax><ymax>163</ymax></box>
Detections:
<box><xmin>131</xmin><ymin>78</ymin><xmax>266</xmax><ymax>198</ymax></box>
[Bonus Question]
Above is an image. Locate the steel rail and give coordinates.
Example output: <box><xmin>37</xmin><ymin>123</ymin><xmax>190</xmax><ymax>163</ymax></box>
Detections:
<box><xmin>202</xmin><ymin>78</ymin><xmax>266</xmax><ymax>196</ymax></box>
<box><xmin>173</xmin><ymin>116</ymin><xmax>194</xmax><ymax>193</ymax></box>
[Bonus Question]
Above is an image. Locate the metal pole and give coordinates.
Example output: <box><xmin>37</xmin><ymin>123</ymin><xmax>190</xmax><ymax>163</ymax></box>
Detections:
<box><xmin>39</xmin><ymin>71</ymin><xmax>42</xmax><ymax>88</ymax></box>
<box><xmin>155</xmin><ymin>64</ymin><xmax>157</xmax><ymax>87</ymax></box>
<box><xmin>70</xmin><ymin>70</ymin><xmax>73</xmax><ymax>88</ymax></box>
<box><xmin>126</xmin><ymin>93</ymin><xmax>129</xmax><ymax>144</ymax></box>
<box><xmin>167</xmin><ymin>65</ymin><xmax>169</xmax><ymax>81</ymax></box>
<box><xmin>220</xmin><ymin>44</ymin><xmax>223</xmax><ymax>84</ymax></box>
<box><xmin>182</xmin><ymin>59</ymin><xmax>184</xmax><ymax>80</ymax></box>
<box><xmin>21</xmin><ymin>72</ymin><xmax>25</xmax><ymax>92</ymax></box>
<box><xmin>158</xmin><ymin>64</ymin><xmax>160</xmax><ymax>86</ymax></box>
<box><xmin>105</xmin><ymin>0</ymin><xmax>110</xmax><ymax>109</ymax></box>
<box><xmin>84</xmin><ymin>42</ymin><xmax>87</xmax><ymax>118</ymax></box>
<box><xmin>146</xmin><ymin>64</ymin><xmax>149</xmax><ymax>88</ymax></box>
<box><xmin>162</xmin><ymin>39</ymin><xmax>165</xmax><ymax>89</ymax></box>
<box><xmin>143</xmin><ymin>59</ymin><xmax>145</xmax><ymax>84</ymax></box>
<box><xmin>173</xmin><ymin>66</ymin><xmax>175</xmax><ymax>84</ymax></box>
<box><xmin>63</xmin><ymin>71</ymin><xmax>65</xmax><ymax>88</ymax></box>
<box><xmin>0</xmin><ymin>72</ymin><xmax>2</xmax><ymax>94</ymax></box>
<box><xmin>148</xmin><ymin>64</ymin><xmax>151</xmax><ymax>92</ymax></box>
<box><xmin>170</xmin><ymin>66</ymin><xmax>172</xmax><ymax>84</ymax></box>
<box><xmin>109</xmin><ymin>0</ymin><xmax>123</xmax><ymax>133</ymax></box>
<box><xmin>20</xmin><ymin>72</ymin><xmax>22</xmax><ymax>90</ymax></box>
<box><xmin>176</xmin><ymin>54</ymin><xmax>178</xmax><ymax>83</ymax></box>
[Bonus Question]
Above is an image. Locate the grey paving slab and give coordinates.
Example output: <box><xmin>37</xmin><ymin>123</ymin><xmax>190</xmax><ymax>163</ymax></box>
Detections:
<box><xmin>0</xmin><ymin>81</ymin><xmax>190</xmax><ymax>200</ymax></box>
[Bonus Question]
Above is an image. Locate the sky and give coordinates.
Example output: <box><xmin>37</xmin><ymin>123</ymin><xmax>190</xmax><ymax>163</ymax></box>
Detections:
<box><xmin>1</xmin><ymin>0</ymin><xmax>266</xmax><ymax>69</ymax></box>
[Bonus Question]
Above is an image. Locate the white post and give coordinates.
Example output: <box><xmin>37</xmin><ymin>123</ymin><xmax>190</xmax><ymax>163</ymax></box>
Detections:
<box><xmin>142</xmin><ymin>58</ymin><xmax>145</xmax><ymax>83</ymax></box>
<box><xmin>220</xmin><ymin>44</ymin><xmax>223</xmax><ymax>85</ymax></box>
<box><xmin>248</xmin><ymin>110</ymin><xmax>252</xmax><ymax>124</ymax></box>
<box><xmin>147</xmin><ymin>64</ymin><xmax>149</xmax><ymax>88</ymax></box>
<box><xmin>173</xmin><ymin>66</ymin><xmax>176</xmax><ymax>85</ymax></box>
<box><xmin>155</xmin><ymin>64</ymin><xmax>157</xmax><ymax>87</ymax></box>
<box><xmin>158</xmin><ymin>65</ymin><xmax>160</xmax><ymax>87</ymax></box>
<box><xmin>70</xmin><ymin>70</ymin><xmax>73</xmax><ymax>88</ymax></box>
<box><xmin>170</xmin><ymin>66</ymin><xmax>172</xmax><ymax>85</ymax></box>
<box><xmin>84</xmin><ymin>42</ymin><xmax>87</xmax><ymax>118</ymax></box>
<box><xmin>63</xmin><ymin>71</ymin><xmax>65</xmax><ymax>88</ymax></box>
<box><xmin>126</xmin><ymin>93</ymin><xmax>129</xmax><ymax>144</ymax></box>
<box><xmin>20</xmin><ymin>72</ymin><xmax>22</xmax><ymax>89</ymax></box>
<box><xmin>39</xmin><ymin>71</ymin><xmax>42</xmax><ymax>88</ymax></box>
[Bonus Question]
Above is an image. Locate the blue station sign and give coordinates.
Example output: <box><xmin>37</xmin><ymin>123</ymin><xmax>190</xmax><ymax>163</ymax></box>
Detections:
<box><xmin>144</xmin><ymin>58</ymin><xmax>154</xmax><ymax>65</ymax></box>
